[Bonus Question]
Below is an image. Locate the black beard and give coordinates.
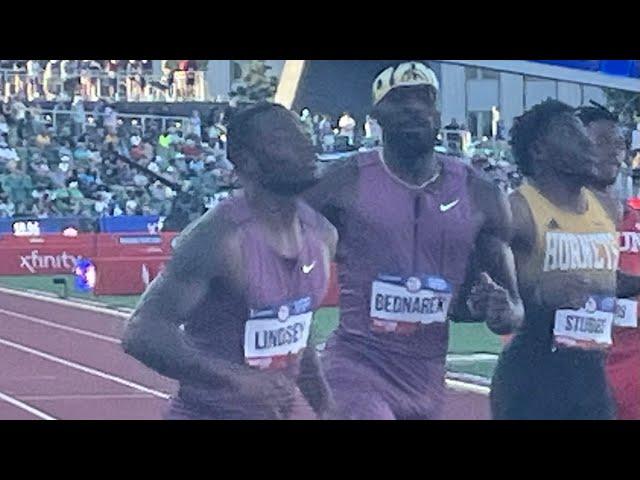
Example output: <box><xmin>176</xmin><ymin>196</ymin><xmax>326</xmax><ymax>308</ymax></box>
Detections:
<box><xmin>385</xmin><ymin>130</ymin><xmax>435</xmax><ymax>160</ymax></box>
<box><xmin>260</xmin><ymin>176</ymin><xmax>317</xmax><ymax>197</ymax></box>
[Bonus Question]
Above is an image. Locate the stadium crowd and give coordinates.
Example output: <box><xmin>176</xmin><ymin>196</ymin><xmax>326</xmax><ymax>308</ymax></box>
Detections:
<box><xmin>1</xmin><ymin>68</ymin><xmax>635</xmax><ymax>229</ymax></box>
<box><xmin>0</xmin><ymin>97</ymin><xmax>235</xmax><ymax>225</ymax></box>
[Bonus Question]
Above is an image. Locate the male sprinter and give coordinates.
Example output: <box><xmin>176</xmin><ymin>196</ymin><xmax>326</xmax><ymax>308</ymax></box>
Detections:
<box><xmin>577</xmin><ymin>105</ymin><xmax>639</xmax><ymax>420</ymax></box>
<box><xmin>491</xmin><ymin>99</ymin><xmax>635</xmax><ymax>419</ymax></box>
<box><xmin>123</xmin><ymin>102</ymin><xmax>337</xmax><ymax>420</ymax></box>
<box><xmin>304</xmin><ymin>62</ymin><xmax>523</xmax><ymax>420</ymax></box>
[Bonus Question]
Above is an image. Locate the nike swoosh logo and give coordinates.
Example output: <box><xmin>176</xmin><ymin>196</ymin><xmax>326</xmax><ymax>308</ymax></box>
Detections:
<box><xmin>302</xmin><ymin>262</ymin><xmax>316</xmax><ymax>274</ymax></box>
<box><xmin>439</xmin><ymin>199</ymin><xmax>460</xmax><ymax>212</ymax></box>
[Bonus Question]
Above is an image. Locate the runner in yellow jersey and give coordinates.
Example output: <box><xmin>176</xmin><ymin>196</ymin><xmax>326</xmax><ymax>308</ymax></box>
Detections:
<box><xmin>492</xmin><ymin>100</ymin><xmax>620</xmax><ymax>419</ymax></box>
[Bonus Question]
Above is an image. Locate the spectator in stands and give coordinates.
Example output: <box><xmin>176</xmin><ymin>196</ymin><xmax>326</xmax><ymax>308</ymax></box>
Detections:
<box><xmin>181</xmin><ymin>137</ymin><xmax>202</xmax><ymax>157</ymax></box>
<box><xmin>445</xmin><ymin>118</ymin><xmax>460</xmax><ymax>130</ymax></box>
<box><xmin>0</xmin><ymin>190</ymin><xmax>16</xmax><ymax>217</ymax></box>
<box><xmin>11</xmin><ymin>97</ymin><xmax>27</xmax><ymax>138</ymax></box>
<box><xmin>49</xmin><ymin>158</ymin><xmax>69</xmax><ymax>188</ymax></box>
<box><xmin>43</xmin><ymin>61</ymin><xmax>60</xmax><ymax>100</ymax></box>
<box><xmin>338</xmin><ymin>111</ymin><xmax>356</xmax><ymax>146</ymax></box>
<box><xmin>0</xmin><ymin>115</ymin><xmax>9</xmax><ymax>136</ymax></box>
<box><xmin>103</xmin><ymin>106</ymin><xmax>118</xmax><ymax>131</ymax></box>
<box><xmin>0</xmin><ymin>139</ymin><xmax>19</xmax><ymax>165</ymax></box>
<box><xmin>130</xmin><ymin>134</ymin><xmax>145</xmax><ymax>160</ymax></box>
<box><xmin>364</xmin><ymin>114</ymin><xmax>382</xmax><ymax>146</ymax></box>
<box><xmin>125</xmin><ymin>192</ymin><xmax>138</xmax><ymax>215</ymax></box>
<box><xmin>73</xmin><ymin>141</ymin><xmax>91</xmax><ymax>164</ymax></box>
<box><xmin>26</xmin><ymin>60</ymin><xmax>43</xmax><ymax>100</ymax></box>
<box><xmin>189</xmin><ymin>110</ymin><xmax>202</xmax><ymax>138</ymax></box>
<box><xmin>71</xmin><ymin>97</ymin><xmax>86</xmax><ymax>137</ymax></box>
<box><xmin>318</xmin><ymin>115</ymin><xmax>334</xmax><ymax>153</ymax></box>
<box><xmin>1</xmin><ymin>162</ymin><xmax>33</xmax><ymax>214</ymax></box>
<box><xmin>35</xmin><ymin>128</ymin><xmax>52</xmax><ymax>148</ymax></box>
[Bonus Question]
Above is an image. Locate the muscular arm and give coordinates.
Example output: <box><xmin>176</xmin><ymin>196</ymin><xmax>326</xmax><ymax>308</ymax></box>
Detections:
<box><xmin>122</xmin><ymin>209</ymin><xmax>295</xmax><ymax>408</ymax></box>
<box><xmin>451</xmin><ymin>176</ymin><xmax>524</xmax><ymax>335</ymax></box>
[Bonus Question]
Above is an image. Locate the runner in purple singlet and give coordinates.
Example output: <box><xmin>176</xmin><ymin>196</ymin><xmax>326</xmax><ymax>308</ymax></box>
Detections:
<box><xmin>123</xmin><ymin>102</ymin><xmax>337</xmax><ymax>420</ymax></box>
<box><xmin>305</xmin><ymin>62</ymin><xmax>524</xmax><ymax>420</ymax></box>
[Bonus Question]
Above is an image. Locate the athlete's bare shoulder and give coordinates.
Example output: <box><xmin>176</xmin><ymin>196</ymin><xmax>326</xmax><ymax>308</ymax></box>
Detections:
<box><xmin>168</xmin><ymin>198</ymin><xmax>243</xmax><ymax>281</ymax></box>
<box><xmin>298</xmin><ymin>199</ymin><xmax>338</xmax><ymax>259</ymax></box>
<box><xmin>508</xmin><ymin>188</ymin><xmax>536</xmax><ymax>254</ymax></box>
<box><xmin>466</xmin><ymin>167</ymin><xmax>512</xmax><ymax>242</ymax></box>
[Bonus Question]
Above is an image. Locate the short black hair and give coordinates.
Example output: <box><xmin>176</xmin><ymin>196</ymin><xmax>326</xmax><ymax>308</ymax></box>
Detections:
<box><xmin>575</xmin><ymin>104</ymin><xmax>618</xmax><ymax>127</ymax></box>
<box><xmin>509</xmin><ymin>99</ymin><xmax>575</xmax><ymax>176</ymax></box>
<box><xmin>227</xmin><ymin>102</ymin><xmax>289</xmax><ymax>169</ymax></box>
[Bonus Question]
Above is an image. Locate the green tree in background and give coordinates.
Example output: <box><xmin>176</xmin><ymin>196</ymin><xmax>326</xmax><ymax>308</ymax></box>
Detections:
<box><xmin>230</xmin><ymin>60</ymin><xmax>279</xmax><ymax>103</ymax></box>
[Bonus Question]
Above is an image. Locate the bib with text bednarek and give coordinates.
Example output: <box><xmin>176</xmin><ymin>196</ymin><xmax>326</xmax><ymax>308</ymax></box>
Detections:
<box><xmin>370</xmin><ymin>274</ymin><xmax>453</xmax><ymax>334</ymax></box>
<box><xmin>553</xmin><ymin>295</ymin><xmax>615</xmax><ymax>351</ymax></box>
<box><xmin>244</xmin><ymin>296</ymin><xmax>313</xmax><ymax>370</ymax></box>
<box><xmin>614</xmin><ymin>298</ymin><xmax>638</xmax><ymax>328</ymax></box>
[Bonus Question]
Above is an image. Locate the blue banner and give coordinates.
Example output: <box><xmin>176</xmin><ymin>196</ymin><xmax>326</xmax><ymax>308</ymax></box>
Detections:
<box><xmin>99</xmin><ymin>215</ymin><xmax>162</xmax><ymax>233</ymax></box>
<box><xmin>533</xmin><ymin>60</ymin><xmax>640</xmax><ymax>78</ymax></box>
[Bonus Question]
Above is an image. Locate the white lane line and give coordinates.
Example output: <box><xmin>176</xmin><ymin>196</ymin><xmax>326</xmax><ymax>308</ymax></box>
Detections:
<box><xmin>0</xmin><ymin>308</ymin><xmax>121</xmax><ymax>344</ymax></box>
<box><xmin>447</xmin><ymin>353</ymin><xmax>498</xmax><ymax>362</ymax></box>
<box><xmin>0</xmin><ymin>287</ymin><xmax>131</xmax><ymax>318</ymax></box>
<box><xmin>0</xmin><ymin>337</ymin><xmax>170</xmax><ymax>400</ymax></box>
<box><xmin>0</xmin><ymin>390</ymin><xmax>57</xmax><ymax>420</ymax></box>
<box><xmin>19</xmin><ymin>394</ymin><xmax>156</xmax><ymax>401</ymax></box>
<box><xmin>0</xmin><ymin>286</ymin><xmax>492</xmax><ymax>398</ymax></box>
<box><xmin>445</xmin><ymin>379</ymin><xmax>490</xmax><ymax>396</ymax></box>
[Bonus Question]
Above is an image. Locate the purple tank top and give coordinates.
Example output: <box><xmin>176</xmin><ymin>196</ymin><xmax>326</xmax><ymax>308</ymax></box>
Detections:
<box><xmin>330</xmin><ymin>149</ymin><xmax>478</xmax><ymax>362</ymax></box>
<box><xmin>182</xmin><ymin>194</ymin><xmax>329</xmax><ymax>382</ymax></box>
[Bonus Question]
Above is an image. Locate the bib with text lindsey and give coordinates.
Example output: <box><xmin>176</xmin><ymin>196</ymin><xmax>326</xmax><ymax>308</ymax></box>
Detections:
<box><xmin>244</xmin><ymin>296</ymin><xmax>313</xmax><ymax>370</ymax></box>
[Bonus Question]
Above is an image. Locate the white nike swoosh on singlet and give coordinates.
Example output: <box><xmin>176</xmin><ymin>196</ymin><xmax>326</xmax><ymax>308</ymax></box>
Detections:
<box><xmin>302</xmin><ymin>262</ymin><xmax>316</xmax><ymax>274</ymax></box>
<box><xmin>439</xmin><ymin>199</ymin><xmax>460</xmax><ymax>212</ymax></box>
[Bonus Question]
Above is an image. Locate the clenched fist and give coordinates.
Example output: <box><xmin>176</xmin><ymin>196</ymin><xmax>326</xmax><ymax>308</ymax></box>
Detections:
<box><xmin>467</xmin><ymin>272</ymin><xmax>523</xmax><ymax>335</ymax></box>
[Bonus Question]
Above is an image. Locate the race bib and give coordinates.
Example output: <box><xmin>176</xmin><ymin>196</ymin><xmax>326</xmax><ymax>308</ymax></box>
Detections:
<box><xmin>553</xmin><ymin>296</ymin><xmax>615</xmax><ymax>351</ymax></box>
<box><xmin>244</xmin><ymin>297</ymin><xmax>313</xmax><ymax>370</ymax></box>
<box><xmin>614</xmin><ymin>298</ymin><xmax>638</xmax><ymax>328</ymax></box>
<box><xmin>370</xmin><ymin>274</ymin><xmax>453</xmax><ymax>334</ymax></box>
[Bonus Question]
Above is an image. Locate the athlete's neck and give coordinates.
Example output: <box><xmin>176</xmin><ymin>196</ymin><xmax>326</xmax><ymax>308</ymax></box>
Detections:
<box><xmin>382</xmin><ymin>145</ymin><xmax>439</xmax><ymax>186</ymax></box>
<box><xmin>244</xmin><ymin>183</ymin><xmax>298</xmax><ymax>230</ymax></box>
<box><xmin>531</xmin><ymin>171</ymin><xmax>588</xmax><ymax>213</ymax></box>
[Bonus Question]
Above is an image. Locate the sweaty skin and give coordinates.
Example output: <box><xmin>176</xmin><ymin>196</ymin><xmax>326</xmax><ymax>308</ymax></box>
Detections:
<box><xmin>122</xmin><ymin>105</ymin><xmax>337</xmax><ymax>419</ymax></box>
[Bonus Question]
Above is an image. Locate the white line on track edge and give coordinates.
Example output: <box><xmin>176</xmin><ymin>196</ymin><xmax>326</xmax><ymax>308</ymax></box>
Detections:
<box><xmin>0</xmin><ymin>286</ymin><xmax>131</xmax><ymax>318</ymax></box>
<box><xmin>0</xmin><ymin>390</ymin><xmax>56</xmax><ymax>420</ymax></box>
<box><xmin>0</xmin><ymin>308</ymin><xmax>121</xmax><ymax>344</ymax></box>
<box><xmin>0</xmin><ymin>337</ymin><xmax>170</xmax><ymax>400</ymax></box>
<box><xmin>0</xmin><ymin>286</ymin><xmax>491</xmax><ymax>397</ymax></box>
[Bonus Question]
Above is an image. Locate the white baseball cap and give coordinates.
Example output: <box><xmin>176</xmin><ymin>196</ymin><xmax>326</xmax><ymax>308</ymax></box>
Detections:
<box><xmin>372</xmin><ymin>62</ymin><xmax>439</xmax><ymax>105</ymax></box>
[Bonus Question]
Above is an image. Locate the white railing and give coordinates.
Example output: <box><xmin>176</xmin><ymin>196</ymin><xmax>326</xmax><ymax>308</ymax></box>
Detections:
<box><xmin>28</xmin><ymin>107</ymin><xmax>191</xmax><ymax>134</ymax></box>
<box><xmin>0</xmin><ymin>69</ymin><xmax>208</xmax><ymax>103</ymax></box>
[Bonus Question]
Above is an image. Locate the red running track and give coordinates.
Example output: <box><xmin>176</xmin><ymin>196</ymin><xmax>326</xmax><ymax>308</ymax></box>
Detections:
<box><xmin>0</xmin><ymin>290</ymin><xmax>489</xmax><ymax>420</ymax></box>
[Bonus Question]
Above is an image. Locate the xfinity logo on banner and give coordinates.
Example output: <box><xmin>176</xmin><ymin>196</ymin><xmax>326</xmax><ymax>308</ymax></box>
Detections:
<box><xmin>19</xmin><ymin>250</ymin><xmax>79</xmax><ymax>274</ymax></box>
